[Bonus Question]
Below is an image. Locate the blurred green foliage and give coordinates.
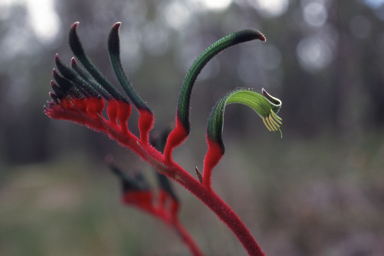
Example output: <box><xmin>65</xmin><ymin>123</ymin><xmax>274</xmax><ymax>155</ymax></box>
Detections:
<box><xmin>1</xmin><ymin>133</ymin><xmax>384</xmax><ymax>255</ymax></box>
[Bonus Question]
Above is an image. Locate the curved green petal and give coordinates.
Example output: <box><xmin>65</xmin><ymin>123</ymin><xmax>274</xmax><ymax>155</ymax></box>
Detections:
<box><xmin>207</xmin><ymin>88</ymin><xmax>282</xmax><ymax>152</ymax></box>
<box><xmin>108</xmin><ymin>22</ymin><xmax>152</xmax><ymax>113</ymax></box>
<box><xmin>177</xmin><ymin>29</ymin><xmax>266</xmax><ymax>134</ymax></box>
<box><xmin>69</xmin><ymin>22</ymin><xmax>130</xmax><ymax>103</ymax></box>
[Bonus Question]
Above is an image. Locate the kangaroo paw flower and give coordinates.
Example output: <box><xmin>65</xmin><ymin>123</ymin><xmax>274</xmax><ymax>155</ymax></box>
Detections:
<box><xmin>108</xmin><ymin>22</ymin><xmax>154</xmax><ymax>143</ymax></box>
<box><xmin>203</xmin><ymin>88</ymin><xmax>282</xmax><ymax>189</ymax></box>
<box><xmin>164</xmin><ymin>29</ymin><xmax>266</xmax><ymax>161</ymax></box>
<box><xmin>45</xmin><ymin>22</ymin><xmax>278</xmax><ymax>256</ymax></box>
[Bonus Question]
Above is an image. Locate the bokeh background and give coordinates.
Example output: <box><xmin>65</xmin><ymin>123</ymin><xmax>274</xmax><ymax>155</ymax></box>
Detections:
<box><xmin>1</xmin><ymin>0</ymin><xmax>384</xmax><ymax>255</ymax></box>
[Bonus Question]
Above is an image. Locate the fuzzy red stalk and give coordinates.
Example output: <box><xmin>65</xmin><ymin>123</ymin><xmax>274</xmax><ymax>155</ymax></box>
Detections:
<box><xmin>46</xmin><ymin>96</ymin><xmax>265</xmax><ymax>255</ymax></box>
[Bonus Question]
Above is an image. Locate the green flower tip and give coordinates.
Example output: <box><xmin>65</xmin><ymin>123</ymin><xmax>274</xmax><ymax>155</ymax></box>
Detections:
<box><xmin>262</xmin><ymin>109</ymin><xmax>283</xmax><ymax>137</ymax></box>
<box><xmin>207</xmin><ymin>87</ymin><xmax>283</xmax><ymax>153</ymax></box>
<box><xmin>260</xmin><ymin>88</ymin><xmax>282</xmax><ymax>137</ymax></box>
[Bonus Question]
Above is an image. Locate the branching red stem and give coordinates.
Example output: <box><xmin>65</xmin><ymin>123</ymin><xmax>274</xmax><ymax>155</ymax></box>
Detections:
<box><xmin>161</xmin><ymin>159</ymin><xmax>265</xmax><ymax>256</ymax></box>
<box><xmin>117</xmin><ymin>135</ymin><xmax>265</xmax><ymax>255</ymax></box>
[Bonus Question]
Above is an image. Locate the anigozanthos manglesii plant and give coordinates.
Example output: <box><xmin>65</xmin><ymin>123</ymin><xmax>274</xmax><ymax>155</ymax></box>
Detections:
<box><xmin>44</xmin><ymin>21</ymin><xmax>283</xmax><ymax>256</ymax></box>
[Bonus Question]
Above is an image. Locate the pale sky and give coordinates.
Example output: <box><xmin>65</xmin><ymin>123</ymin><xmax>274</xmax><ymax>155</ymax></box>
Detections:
<box><xmin>0</xmin><ymin>0</ymin><xmax>60</xmax><ymax>43</ymax></box>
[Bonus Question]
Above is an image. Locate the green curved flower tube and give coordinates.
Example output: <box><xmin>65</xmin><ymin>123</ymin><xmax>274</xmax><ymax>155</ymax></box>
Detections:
<box><xmin>207</xmin><ymin>88</ymin><xmax>282</xmax><ymax>153</ymax></box>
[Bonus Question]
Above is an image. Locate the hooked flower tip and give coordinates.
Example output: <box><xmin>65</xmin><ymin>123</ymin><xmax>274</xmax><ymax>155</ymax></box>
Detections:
<box><xmin>262</xmin><ymin>109</ymin><xmax>283</xmax><ymax>138</ymax></box>
<box><xmin>71</xmin><ymin>21</ymin><xmax>79</xmax><ymax>29</ymax></box>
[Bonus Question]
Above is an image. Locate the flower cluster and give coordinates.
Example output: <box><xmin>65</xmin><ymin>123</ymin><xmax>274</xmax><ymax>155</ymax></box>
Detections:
<box><xmin>44</xmin><ymin>21</ymin><xmax>282</xmax><ymax>256</ymax></box>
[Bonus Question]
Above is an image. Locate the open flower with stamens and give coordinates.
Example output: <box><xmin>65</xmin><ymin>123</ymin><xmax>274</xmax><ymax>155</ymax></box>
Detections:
<box><xmin>260</xmin><ymin>88</ymin><xmax>283</xmax><ymax>133</ymax></box>
<box><xmin>202</xmin><ymin>88</ymin><xmax>282</xmax><ymax>189</ymax></box>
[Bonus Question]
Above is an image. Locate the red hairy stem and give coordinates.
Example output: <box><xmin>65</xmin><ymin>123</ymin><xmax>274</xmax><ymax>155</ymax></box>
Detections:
<box><xmin>160</xmin><ymin>159</ymin><xmax>265</xmax><ymax>256</ymax></box>
<box><xmin>109</xmin><ymin>130</ymin><xmax>263</xmax><ymax>254</ymax></box>
<box><xmin>97</xmin><ymin>125</ymin><xmax>264</xmax><ymax>255</ymax></box>
<box><xmin>202</xmin><ymin>139</ymin><xmax>224</xmax><ymax>190</ymax></box>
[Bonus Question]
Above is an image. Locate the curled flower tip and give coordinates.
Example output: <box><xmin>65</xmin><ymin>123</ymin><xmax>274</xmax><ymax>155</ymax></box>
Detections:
<box><xmin>70</xmin><ymin>57</ymin><xmax>76</xmax><ymax>64</ymax></box>
<box><xmin>108</xmin><ymin>22</ymin><xmax>154</xmax><ymax>143</ymax></box>
<box><xmin>108</xmin><ymin>22</ymin><xmax>152</xmax><ymax>113</ymax></box>
<box><xmin>69</xmin><ymin>21</ymin><xmax>130</xmax><ymax>103</ymax></box>
<box><xmin>207</xmin><ymin>88</ymin><xmax>283</xmax><ymax>153</ymax></box>
<box><xmin>261</xmin><ymin>88</ymin><xmax>282</xmax><ymax>113</ymax></box>
<box><xmin>260</xmin><ymin>88</ymin><xmax>283</xmax><ymax>137</ymax></box>
<box><xmin>262</xmin><ymin>109</ymin><xmax>283</xmax><ymax>138</ymax></box>
<box><xmin>72</xmin><ymin>21</ymin><xmax>80</xmax><ymax>28</ymax></box>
